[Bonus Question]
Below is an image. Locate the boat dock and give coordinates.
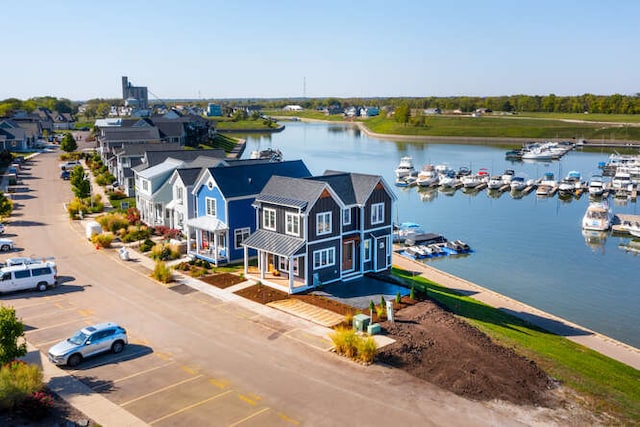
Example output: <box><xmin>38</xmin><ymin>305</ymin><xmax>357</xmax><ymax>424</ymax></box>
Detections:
<box><xmin>612</xmin><ymin>214</ymin><xmax>640</xmax><ymax>233</ymax></box>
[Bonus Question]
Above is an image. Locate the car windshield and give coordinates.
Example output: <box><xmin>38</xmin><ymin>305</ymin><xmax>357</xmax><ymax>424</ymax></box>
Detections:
<box><xmin>68</xmin><ymin>330</ymin><xmax>89</xmax><ymax>345</ymax></box>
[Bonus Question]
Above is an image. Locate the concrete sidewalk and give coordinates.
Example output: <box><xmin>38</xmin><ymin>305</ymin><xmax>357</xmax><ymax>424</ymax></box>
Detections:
<box><xmin>392</xmin><ymin>254</ymin><xmax>640</xmax><ymax>370</ymax></box>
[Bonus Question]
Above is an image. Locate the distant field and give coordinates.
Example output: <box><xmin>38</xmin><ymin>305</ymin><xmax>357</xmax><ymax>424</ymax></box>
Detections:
<box><xmin>270</xmin><ymin>110</ymin><xmax>640</xmax><ymax>140</ymax></box>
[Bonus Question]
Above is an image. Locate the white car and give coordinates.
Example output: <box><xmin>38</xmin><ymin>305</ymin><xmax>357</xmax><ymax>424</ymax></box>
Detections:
<box><xmin>48</xmin><ymin>323</ymin><xmax>128</xmax><ymax>367</ymax></box>
<box><xmin>3</xmin><ymin>257</ymin><xmax>56</xmax><ymax>270</ymax></box>
<box><xmin>0</xmin><ymin>238</ymin><xmax>13</xmax><ymax>252</ymax></box>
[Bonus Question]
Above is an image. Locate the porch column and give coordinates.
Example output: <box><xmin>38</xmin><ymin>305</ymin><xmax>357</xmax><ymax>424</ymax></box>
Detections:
<box><xmin>260</xmin><ymin>251</ymin><xmax>265</xmax><ymax>280</ymax></box>
<box><xmin>213</xmin><ymin>232</ymin><xmax>219</xmax><ymax>264</ymax></box>
<box><xmin>243</xmin><ymin>246</ymin><xmax>248</xmax><ymax>276</ymax></box>
<box><xmin>288</xmin><ymin>255</ymin><xmax>294</xmax><ymax>293</ymax></box>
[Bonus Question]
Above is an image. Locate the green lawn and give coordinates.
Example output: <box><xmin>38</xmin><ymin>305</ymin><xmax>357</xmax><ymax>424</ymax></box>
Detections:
<box><xmin>392</xmin><ymin>267</ymin><xmax>640</xmax><ymax>424</ymax></box>
<box><xmin>216</xmin><ymin>119</ymin><xmax>278</xmax><ymax>131</ymax></box>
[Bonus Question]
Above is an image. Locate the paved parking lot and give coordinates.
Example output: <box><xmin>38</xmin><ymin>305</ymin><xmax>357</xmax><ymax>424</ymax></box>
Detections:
<box><xmin>11</xmin><ymin>288</ymin><xmax>303</xmax><ymax>426</ymax></box>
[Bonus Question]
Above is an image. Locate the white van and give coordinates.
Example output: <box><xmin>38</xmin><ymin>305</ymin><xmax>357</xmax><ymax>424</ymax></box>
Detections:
<box><xmin>0</xmin><ymin>262</ymin><xmax>58</xmax><ymax>293</ymax></box>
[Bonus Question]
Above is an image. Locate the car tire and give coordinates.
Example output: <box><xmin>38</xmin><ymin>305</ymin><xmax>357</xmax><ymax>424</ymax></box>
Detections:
<box><xmin>67</xmin><ymin>353</ymin><xmax>82</xmax><ymax>367</ymax></box>
<box><xmin>111</xmin><ymin>340</ymin><xmax>125</xmax><ymax>354</ymax></box>
<box><xmin>1</xmin><ymin>245</ymin><xmax>9</xmax><ymax>252</ymax></box>
<box><xmin>37</xmin><ymin>282</ymin><xmax>47</xmax><ymax>292</ymax></box>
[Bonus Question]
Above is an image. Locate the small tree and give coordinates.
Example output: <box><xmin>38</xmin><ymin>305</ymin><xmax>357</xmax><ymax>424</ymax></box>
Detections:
<box><xmin>60</xmin><ymin>133</ymin><xmax>77</xmax><ymax>152</ymax></box>
<box><xmin>0</xmin><ymin>193</ymin><xmax>13</xmax><ymax>219</ymax></box>
<box><xmin>369</xmin><ymin>300</ymin><xmax>375</xmax><ymax>321</ymax></box>
<box><xmin>0</xmin><ymin>306</ymin><xmax>27</xmax><ymax>364</ymax></box>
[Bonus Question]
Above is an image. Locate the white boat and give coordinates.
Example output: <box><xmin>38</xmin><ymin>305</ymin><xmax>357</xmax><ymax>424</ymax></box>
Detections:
<box><xmin>582</xmin><ymin>201</ymin><xmax>613</xmax><ymax>231</ymax></box>
<box><xmin>250</xmin><ymin>148</ymin><xmax>282</xmax><ymax>161</ymax></box>
<box><xmin>588</xmin><ymin>174</ymin><xmax>605</xmax><ymax>196</ymax></box>
<box><xmin>461</xmin><ymin>168</ymin><xmax>489</xmax><ymax>188</ymax></box>
<box><xmin>416</xmin><ymin>165</ymin><xmax>439</xmax><ymax>187</ymax></box>
<box><xmin>558</xmin><ymin>171</ymin><xmax>581</xmax><ymax>194</ymax></box>
<box><xmin>439</xmin><ymin>170</ymin><xmax>460</xmax><ymax>188</ymax></box>
<box><xmin>510</xmin><ymin>176</ymin><xmax>526</xmax><ymax>191</ymax></box>
<box><xmin>536</xmin><ymin>172</ymin><xmax>557</xmax><ymax>196</ymax></box>
<box><xmin>395</xmin><ymin>156</ymin><xmax>416</xmax><ymax>179</ymax></box>
<box><xmin>487</xmin><ymin>175</ymin><xmax>504</xmax><ymax>190</ymax></box>
<box><xmin>521</xmin><ymin>147</ymin><xmax>555</xmax><ymax>161</ymax></box>
<box><xmin>621</xmin><ymin>220</ymin><xmax>640</xmax><ymax>237</ymax></box>
<box><xmin>611</xmin><ymin>171</ymin><xmax>632</xmax><ymax>190</ymax></box>
<box><xmin>501</xmin><ymin>169</ymin><xmax>515</xmax><ymax>185</ymax></box>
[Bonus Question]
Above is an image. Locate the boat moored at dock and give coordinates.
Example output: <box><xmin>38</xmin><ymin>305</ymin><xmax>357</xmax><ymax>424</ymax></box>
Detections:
<box><xmin>582</xmin><ymin>200</ymin><xmax>613</xmax><ymax>231</ymax></box>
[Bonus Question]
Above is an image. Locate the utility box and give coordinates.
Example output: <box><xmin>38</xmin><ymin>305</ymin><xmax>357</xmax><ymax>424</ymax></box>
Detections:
<box><xmin>367</xmin><ymin>323</ymin><xmax>381</xmax><ymax>335</ymax></box>
<box><xmin>353</xmin><ymin>314</ymin><xmax>370</xmax><ymax>332</ymax></box>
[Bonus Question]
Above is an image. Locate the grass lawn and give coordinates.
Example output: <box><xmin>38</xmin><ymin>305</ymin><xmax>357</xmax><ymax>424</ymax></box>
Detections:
<box><xmin>392</xmin><ymin>267</ymin><xmax>640</xmax><ymax>424</ymax></box>
<box><xmin>196</xmin><ymin>133</ymin><xmax>241</xmax><ymax>153</ymax></box>
<box><xmin>216</xmin><ymin>119</ymin><xmax>279</xmax><ymax>130</ymax></box>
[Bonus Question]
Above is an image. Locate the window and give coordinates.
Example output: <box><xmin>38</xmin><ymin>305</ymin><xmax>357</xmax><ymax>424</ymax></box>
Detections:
<box><xmin>206</xmin><ymin>197</ymin><xmax>216</xmax><ymax>216</ymax></box>
<box><xmin>343</xmin><ymin>208</ymin><xmax>351</xmax><ymax>225</ymax></box>
<box><xmin>364</xmin><ymin>239</ymin><xmax>371</xmax><ymax>262</ymax></box>
<box><xmin>142</xmin><ymin>180</ymin><xmax>149</xmax><ymax>191</ymax></box>
<box><xmin>316</xmin><ymin>212</ymin><xmax>332</xmax><ymax>235</ymax></box>
<box><xmin>313</xmin><ymin>248</ymin><xmax>335</xmax><ymax>269</ymax></box>
<box><xmin>263</xmin><ymin>208</ymin><xmax>276</xmax><ymax>230</ymax></box>
<box><xmin>14</xmin><ymin>270</ymin><xmax>31</xmax><ymax>279</ymax></box>
<box><xmin>371</xmin><ymin>203</ymin><xmax>384</xmax><ymax>224</ymax></box>
<box><xmin>234</xmin><ymin>227</ymin><xmax>251</xmax><ymax>249</ymax></box>
<box><xmin>31</xmin><ymin>267</ymin><xmax>52</xmax><ymax>276</ymax></box>
<box><xmin>176</xmin><ymin>187</ymin><xmax>184</xmax><ymax>203</ymax></box>
<box><xmin>286</xmin><ymin>212</ymin><xmax>300</xmax><ymax>236</ymax></box>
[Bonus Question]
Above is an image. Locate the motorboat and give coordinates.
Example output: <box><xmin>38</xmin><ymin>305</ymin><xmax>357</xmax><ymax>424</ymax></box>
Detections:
<box><xmin>456</xmin><ymin>166</ymin><xmax>472</xmax><ymax>178</ymax></box>
<box><xmin>588</xmin><ymin>174</ymin><xmax>605</xmax><ymax>196</ymax></box>
<box><xmin>621</xmin><ymin>220</ymin><xmax>640</xmax><ymax>238</ymax></box>
<box><xmin>416</xmin><ymin>165</ymin><xmax>439</xmax><ymax>187</ymax></box>
<box><xmin>395</xmin><ymin>176</ymin><xmax>416</xmax><ymax>187</ymax></box>
<box><xmin>461</xmin><ymin>168</ymin><xmax>489</xmax><ymax>188</ymax></box>
<box><xmin>558</xmin><ymin>171</ymin><xmax>582</xmax><ymax>195</ymax></box>
<box><xmin>487</xmin><ymin>175</ymin><xmax>504</xmax><ymax>190</ymax></box>
<box><xmin>250</xmin><ymin>147</ymin><xmax>282</xmax><ymax>162</ymax></box>
<box><xmin>536</xmin><ymin>172</ymin><xmax>557</xmax><ymax>196</ymax></box>
<box><xmin>393</xmin><ymin>222</ymin><xmax>423</xmax><ymax>243</ymax></box>
<box><xmin>395</xmin><ymin>156</ymin><xmax>417</xmax><ymax>179</ymax></box>
<box><xmin>521</xmin><ymin>147</ymin><xmax>555</xmax><ymax>161</ymax></box>
<box><xmin>611</xmin><ymin>170</ymin><xmax>632</xmax><ymax>190</ymax></box>
<box><xmin>582</xmin><ymin>201</ymin><xmax>613</xmax><ymax>231</ymax></box>
<box><xmin>505</xmin><ymin>149</ymin><xmax>522</xmax><ymax>160</ymax></box>
<box><xmin>501</xmin><ymin>169</ymin><xmax>515</xmax><ymax>185</ymax></box>
<box><xmin>439</xmin><ymin>170</ymin><xmax>460</xmax><ymax>188</ymax></box>
<box><xmin>510</xmin><ymin>176</ymin><xmax>526</xmax><ymax>191</ymax></box>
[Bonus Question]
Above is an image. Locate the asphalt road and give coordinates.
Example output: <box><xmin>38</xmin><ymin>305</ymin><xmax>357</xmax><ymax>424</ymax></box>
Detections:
<box><xmin>3</xmin><ymin>147</ymin><xmax>530</xmax><ymax>426</ymax></box>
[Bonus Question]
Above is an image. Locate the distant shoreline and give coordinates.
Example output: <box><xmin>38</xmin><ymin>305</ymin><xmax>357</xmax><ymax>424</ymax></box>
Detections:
<box><xmin>289</xmin><ymin>117</ymin><xmax>640</xmax><ymax>148</ymax></box>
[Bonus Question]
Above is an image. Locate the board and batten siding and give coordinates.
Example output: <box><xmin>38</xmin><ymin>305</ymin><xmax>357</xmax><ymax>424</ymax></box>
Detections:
<box><xmin>364</xmin><ymin>183</ymin><xmax>392</xmax><ymax>229</ymax></box>
<box><xmin>342</xmin><ymin>206</ymin><xmax>358</xmax><ymax>232</ymax></box>
<box><xmin>259</xmin><ymin>203</ymin><xmax>303</xmax><ymax>237</ymax></box>
<box><xmin>307</xmin><ymin>189</ymin><xmax>341</xmax><ymax>241</ymax></box>
<box><xmin>307</xmin><ymin>239</ymin><xmax>341</xmax><ymax>285</ymax></box>
<box><xmin>227</xmin><ymin>198</ymin><xmax>257</xmax><ymax>261</ymax></box>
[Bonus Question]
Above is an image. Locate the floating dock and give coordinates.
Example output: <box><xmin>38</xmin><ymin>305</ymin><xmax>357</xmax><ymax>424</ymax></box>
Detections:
<box><xmin>612</xmin><ymin>214</ymin><xmax>640</xmax><ymax>234</ymax></box>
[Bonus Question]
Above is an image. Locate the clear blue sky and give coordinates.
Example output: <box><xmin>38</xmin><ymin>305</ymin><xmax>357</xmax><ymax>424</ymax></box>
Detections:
<box><xmin>3</xmin><ymin>0</ymin><xmax>638</xmax><ymax>101</ymax></box>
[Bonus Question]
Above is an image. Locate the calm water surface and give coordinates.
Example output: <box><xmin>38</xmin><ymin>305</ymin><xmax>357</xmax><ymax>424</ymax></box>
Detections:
<box><xmin>241</xmin><ymin>122</ymin><xmax>640</xmax><ymax>348</ymax></box>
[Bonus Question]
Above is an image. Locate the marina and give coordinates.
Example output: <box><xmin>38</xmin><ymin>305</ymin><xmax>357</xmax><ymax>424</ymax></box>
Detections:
<box><xmin>240</xmin><ymin>121</ymin><xmax>640</xmax><ymax>348</ymax></box>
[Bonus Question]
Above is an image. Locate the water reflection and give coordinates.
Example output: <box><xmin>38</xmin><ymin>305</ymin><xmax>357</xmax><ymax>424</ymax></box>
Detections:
<box><xmin>418</xmin><ymin>187</ymin><xmax>438</xmax><ymax>202</ymax></box>
<box><xmin>582</xmin><ymin>229</ymin><xmax>608</xmax><ymax>253</ymax></box>
<box><xmin>618</xmin><ymin>238</ymin><xmax>640</xmax><ymax>255</ymax></box>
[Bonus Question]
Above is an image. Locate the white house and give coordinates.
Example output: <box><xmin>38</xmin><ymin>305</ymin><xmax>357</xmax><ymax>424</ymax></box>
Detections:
<box><xmin>283</xmin><ymin>105</ymin><xmax>303</xmax><ymax>111</ymax></box>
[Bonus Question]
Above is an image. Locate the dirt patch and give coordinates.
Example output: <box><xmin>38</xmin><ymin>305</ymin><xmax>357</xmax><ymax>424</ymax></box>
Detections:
<box><xmin>198</xmin><ymin>272</ymin><xmax>246</xmax><ymax>289</ymax></box>
<box><xmin>377</xmin><ymin>301</ymin><xmax>558</xmax><ymax>406</ymax></box>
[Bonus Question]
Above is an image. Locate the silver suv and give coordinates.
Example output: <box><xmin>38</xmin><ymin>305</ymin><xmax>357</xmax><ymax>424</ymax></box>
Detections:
<box><xmin>48</xmin><ymin>322</ymin><xmax>128</xmax><ymax>367</ymax></box>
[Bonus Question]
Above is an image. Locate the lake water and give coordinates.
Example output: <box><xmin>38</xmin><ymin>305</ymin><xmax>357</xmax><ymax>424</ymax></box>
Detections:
<box><xmin>240</xmin><ymin>121</ymin><xmax>640</xmax><ymax>348</ymax></box>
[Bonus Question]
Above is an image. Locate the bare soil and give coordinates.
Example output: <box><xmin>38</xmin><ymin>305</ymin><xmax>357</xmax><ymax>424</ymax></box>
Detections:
<box><xmin>0</xmin><ymin>387</ymin><xmax>93</xmax><ymax>427</ymax></box>
<box><xmin>199</xmin><ymin>272</ymin><xmax>246</xmax><ymax>289</ymax></box>
<box><xmin>235</xmin><ymin>282</ymin><xmax>558</xmax><ymax>407</ymax></box>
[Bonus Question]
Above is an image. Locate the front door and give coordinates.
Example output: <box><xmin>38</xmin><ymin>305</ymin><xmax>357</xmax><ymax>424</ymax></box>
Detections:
<box><xmin>342</xmin><ymin>240</ymin><xmax>355</xmax><ymax>272</ymax></box>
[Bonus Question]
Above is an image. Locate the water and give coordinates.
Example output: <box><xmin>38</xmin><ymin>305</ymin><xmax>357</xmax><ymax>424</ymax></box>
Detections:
<box><xmin>241</xmin><ymin>121</ymin><xmax>640</xmax><ymax>348</ymax></box>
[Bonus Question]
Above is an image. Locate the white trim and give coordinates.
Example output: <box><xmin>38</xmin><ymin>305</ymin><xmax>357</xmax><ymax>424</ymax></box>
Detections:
<box><xmin>206</xmin><ymin>197</ymin><xmax>217</xmax><ymax>217</ymax></box>
<box><xmin>263</xmin><ymin>208</ymin><xmax>276</xmax><ymax>231</ymax></box>
<box><xmin>313</xmin><ymin>247</ymin><xmax>335</xmax><ymax>269</ymax></box>
<box><xmin>364</xmin><ymin>238</ymin><xmax>371</xmax><ymax>262</ymax></box>
<box><xmin>316</xmin><ymin>211</ymin><xmax>332</xmax><ymax>235</ymax></box>
<box><xmin>371</xmin><ymin>202</ymin><xmax>384</xmax><ymax>225</ymax></box>
<box><xmin>234</xmin><ymin>227</ymin><xmax>251</xmax><ymax>250</ymax></box>
<box><xmin>343</xmin><ymin>208</ymin><xmax>351</xmax><ymax>225</ymax></box>
<box><xmin>285</xmin><ymin>212</ymin><xmax>300</xmax><ymax>236</ymax></box>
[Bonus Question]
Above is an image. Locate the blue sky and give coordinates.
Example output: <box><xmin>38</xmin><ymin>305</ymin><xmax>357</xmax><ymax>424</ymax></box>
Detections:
<box><xmin>3</xmin><ymin>0</ymin><xmax>638</xmax><ymax>100</ymax></box>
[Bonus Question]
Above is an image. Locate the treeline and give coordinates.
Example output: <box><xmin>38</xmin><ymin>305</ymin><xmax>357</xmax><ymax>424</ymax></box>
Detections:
<box><xmin>0</xmin><ymin>96</ymin><xmax>74</xmax><ymax>116</ymax></box>
<box><xmin>257</xmin><ymin>94</ymin><xmax>640</xmax><ymax>115</ymax></box>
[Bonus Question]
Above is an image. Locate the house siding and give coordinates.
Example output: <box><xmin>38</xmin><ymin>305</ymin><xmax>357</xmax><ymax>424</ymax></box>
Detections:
<box><xmin>364</xmin><ymin>184</ymin><xmax>392</xmax><ymax>229</ymax></box>
<box><xmin>196</xmin><ymin>183</ymin><xmax>226</xmax><ymax>221</ymax></box>
<box><xmin>307</xmin><ymin>239</ymin><xmax>341</xmax><ymax>285</ymax></box>
<box><xmin>227</xmin><ymin>198</ymin><xmax>256</xmax><ymax>261</ymax></box>
<box><xmin>308</xmin><ymin>192</ymin><xmax>341</xmax><ymax>241</ymax></box>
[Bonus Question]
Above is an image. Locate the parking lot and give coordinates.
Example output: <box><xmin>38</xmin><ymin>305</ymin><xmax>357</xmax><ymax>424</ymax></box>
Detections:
<box><xmin>10</xmin><ymin>288</ymin><xmax>303</xmax><ymax>426</ymax></box>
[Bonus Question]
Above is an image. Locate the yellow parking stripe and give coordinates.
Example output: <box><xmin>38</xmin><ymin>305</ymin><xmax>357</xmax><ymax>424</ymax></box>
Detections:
<box><xmin>92</xmin><ymin>362</ymin><xmax>175</xmax><ymax>390</ymax></box>
<box><xmin>180</xmin><ymin>365</ymin><xmax>199</xmax><ymax>375</ymax></box>
<box><xmin>237</xmin><ymin>394</ymin><xmax>258</xmax><ymax>406</ymax></box>
<box><xmin>228</xmin><ymin>407</ymin><xmax>270</xmax><ymax>427</ymax></box>
<box><xmin>121</xmin><ymin>375</ymin><xmax>203</xmax><ymax>407</ymax></box>
<box><xmin>148</xmin><ymin>389</ymin><xmax>233</xmax><ymax>425</ymax></box>
<box><xmin>277</xmin><ymin>412</ymin><xmax>301</xmax><ymax>425</ymax></box>
<box><xmin>153</xmin><ymin>351</ymin><xmax>173</xmax><ymax>361</ymax></box>
<box><xmin>208</xmin><ymin>378</ymin><xmax>230</xmax><ymax>389</ymax></box>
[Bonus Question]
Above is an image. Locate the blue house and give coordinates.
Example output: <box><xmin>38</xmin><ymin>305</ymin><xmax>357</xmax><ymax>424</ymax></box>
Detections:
<box><xmin>206</xmin><ymin>103</ymin><xmax>222</xmax><ymax>117</ymax></box>
<box><xmin>242</xmin><ymin>170</ymin><xmax>397</xmax><ymax>294</ymax></box>
<box><xmin>186</xmin><ymin>160</ymin><xmax>311</xmax><ymax>264</ymax></box>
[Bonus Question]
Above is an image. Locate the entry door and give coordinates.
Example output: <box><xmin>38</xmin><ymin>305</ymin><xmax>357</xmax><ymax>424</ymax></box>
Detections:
<box><xmin>342</xmin><ymin>241</ymin><xmax>355</xmax><ymax>272</ymax></box>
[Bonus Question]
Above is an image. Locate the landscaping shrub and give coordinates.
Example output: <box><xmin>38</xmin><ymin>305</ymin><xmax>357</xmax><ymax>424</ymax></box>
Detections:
<box><xmin>375</xmin><ymin>305</ymin><xmax>386</xmax><ymax>320</ymax></box>
<box><xmin>396</xmin><ymin>291</ymin><xmax>402</xmax><ymax>304</ymax></box>
<box><xmin>91</xmin><ymin>233</ymin><xmax>113</xmax><ymax>248</ymax></box>
<box><xmin>96</xmin><ymin>212</ymin><xmax>129</xmax><ymax>233</ymax></box>
<box><xmin>0</xmin><ymin>361</ymin><xmax>43</xmax><ymax>411</ymax></box>
<box><xmin>410</xmin><ymin>285</ymin><xmax>415</xmax><ymax>300</ymax></box>
<box><xmin>356</xmin><ymin>336</ymin><xmax>377</xmax><ymax>364</ymax></box>
<box><xmin>86</xmin><ymin>194</ymin><xmax>104</xmax><ymax>213</ymax></box>
<box><xmin>122</xmin><ymin>225</ymin><xmax>151</xmax><ymax>243</ymax></box>
<box><xmin>139</xmin><ymin>238</ymin><xmax>154</xmax><ymax>252</ymax></box>
<box><xmin>149</xmin><ymin>243</ymin><xmax>181</xmax><ymax>261</ymax></box>
<box><xmin>66</xmin><ymin>197</ymin><xmax>88</xmax><ymax>219</ymax></box>
<box><xmin>18</xmin><ymin>390</ymin><xmax>53</xmax><ymax>420</ymax></box>
<box><xmin>108</xmin><ymin>190</ymin><xmax>127</xmax><ymax>200</ymax></box>
<box><xmin>151</xmin><ymin>261</ymin><xmax>171</xmax><ymax>283</ymax></box>
<box><xmin>126</xmin><ymin>207</ymin><xmax>141</xmax><ymax>225</ymax></box>
<box><xmin>344</xmin><ymin>312</ymin><xmax>354</xmax><ymax>326</ymax></box>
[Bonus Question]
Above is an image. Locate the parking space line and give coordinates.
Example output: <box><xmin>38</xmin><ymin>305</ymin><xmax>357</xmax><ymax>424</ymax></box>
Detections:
<box><xmin>277</xmin><ymin>412</ymin><xmax>301</xmax><ymax>426</ymax></box>
<box><xmin>237</xmin><ymin>393</ymin><xmax>262</xmax><ymax>406</ymax></box>
<box><xmin>91</xmin><ymin>361</ymin><xmax>176</xmax><ymax>390</ymax></box>
<box><xmin>121</xmin><ymin>375</ymin><xmax>203</xmax><ymax>407</ymax></box>
<box><xmin>153</xmin><ymin>351</ymin><xmax>173</xmax><ymax>361</ymax></box>
<box><xmin>148</xmin><ymin>389</ymin><xmax>233</xmax><ymax>425</ymax></box>
<box><xmin>180</xmin><ymin>365</ymin><xmax>199</xmax><ymax>375</ymax></box>
<box><xmin>228</xmin><ymin>407</ymin><xmax>270</xmax><ymax>427</ymax></box>
<box><xmin>208</xmin><ymin>378</ymin><xmax>230</xmax><ymax>389</ymax></box>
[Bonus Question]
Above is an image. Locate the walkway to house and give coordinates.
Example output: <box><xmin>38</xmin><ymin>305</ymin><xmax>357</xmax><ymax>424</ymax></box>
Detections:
<box><xmin>267</xmin><ymin>299</ymin><xmax>345</xmax><ymax>327</ymax></box>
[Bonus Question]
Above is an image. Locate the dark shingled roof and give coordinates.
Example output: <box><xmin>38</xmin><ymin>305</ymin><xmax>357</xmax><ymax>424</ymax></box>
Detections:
<box><xmin>134</xmin><ymin>149</ymin><xmax>226</xmax><ymax>171</ymax></box>
<box><xmin>321</xmin><ymin>170</ymin><xmax>396</xmax><ymax>203</ymax></box>
<box><xmin>101</xmin><ymin>127</ymin><xmax>160</xmax><ymax>143</ymax></box>
<box><xmin>209</xmin><ymin>160</ymin><xmax>311</xmax><ymax>198</ymax></box>
<box><xmin>175</xmin><ymin>167</ymin><xmax>203</xmax><ymax>186</ymax></box>
<box><xmin>242</xmin><ymin>229</ymin><xmax>305</xmax><ymax>257</ymax></box>
<box><xmin>115</xmin><ymin>142</ymin><xmax>181</xmax><ymax>156</ymax></box>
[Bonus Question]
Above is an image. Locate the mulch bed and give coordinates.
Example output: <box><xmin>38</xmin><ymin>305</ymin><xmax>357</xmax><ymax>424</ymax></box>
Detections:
<box><xmin>198</xmin><ymin>272</ymin><xmax>246</xmax><ymax>289</ymax></box>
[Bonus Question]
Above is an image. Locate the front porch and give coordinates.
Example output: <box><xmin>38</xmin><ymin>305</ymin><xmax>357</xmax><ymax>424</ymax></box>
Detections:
<box><xmin>244</xmin><ymin>267</ymin><xmax>309</xmax><ymax>294</ymax></box>
<box><xmin>186</xmin><ymin>216</ymin><xmax>229</xmax><ymax>266</ymax></box>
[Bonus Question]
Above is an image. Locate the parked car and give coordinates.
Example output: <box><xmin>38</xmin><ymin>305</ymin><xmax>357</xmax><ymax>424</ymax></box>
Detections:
<box><xmin>0</xmin><ymin>261</ymin><xmax>57</xmax><ymax>293</ymax></box>
<box><xmin>60</xmin><ymin>170</ymin><xmax>70</xmax><ymax>180</ymax></box>
<box><xmin>48</xmin><ymin>323</ymin><xmax>128</xmax><ymax>367</ymax></box>
<box><xmin>60</xmin><ymin>161</ymin><xmax>80</xmax><ymax>171</ymax></box>
<box><xmin>0</xmin><ymin>223</ymin><xmax>5</xmax><ymax>234</ymax></box>
<box><xmin>0</xmin><ymin>238</ymin><xmax>13</xmax><ymax>252</ymax></box>
<box><xmin>2</xmin><ymin>257</ymin><xmax>56</xmax><ymax>271</ymax></box>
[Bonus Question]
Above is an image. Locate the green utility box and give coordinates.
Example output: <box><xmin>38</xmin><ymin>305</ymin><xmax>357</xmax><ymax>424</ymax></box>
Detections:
<box><xmin>353</xmin><ymin>314</ymin><xmax>371</xmax><ymax>332</ymax></box>
<box><xmin>367</xmin><ymin>323</ymin><xmax>381</xmax><ymax>335</ymax></box>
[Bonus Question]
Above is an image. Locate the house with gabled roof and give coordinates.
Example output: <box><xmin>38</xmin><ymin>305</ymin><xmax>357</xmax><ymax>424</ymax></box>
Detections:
<box><xmin>242</xmin><ymin>170</ymin><xmax>396</xmax><ymax>294</ymax></box>
<box><xmin>111</xmin><ymin>143</ymin><xmax>182</xmax><ymax>196</ymax></box>
<box><xmin>186</xmin><ymin>160</ymin><xmax>311</xmax><ymax>265</ymax></box>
